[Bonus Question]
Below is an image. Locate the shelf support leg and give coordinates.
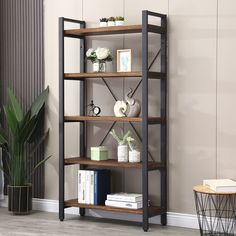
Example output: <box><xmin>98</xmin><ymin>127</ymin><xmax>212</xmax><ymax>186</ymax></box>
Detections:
<box><xmin>142</xmin><ymin>10</ymin><xmax>149</xmax><ymax>232</ymax></box>
<box><xmin>59</xmin><ymin>17</ymin><xmax>65</xmax><ymax>222</ymax></box>
<box><xmin>160</xmin><ymin>15</ymin><xmax>168</xmax><ymax>226</ymax></box>
<box><xmin>79</xmin><ymin>21</ymin><xmax>86</xmax><ymax>217</ymax></box>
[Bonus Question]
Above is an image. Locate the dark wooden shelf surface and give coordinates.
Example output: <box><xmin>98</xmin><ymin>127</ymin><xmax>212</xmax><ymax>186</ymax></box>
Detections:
<box><xmin>64</xmin><ymin>25</ymin><xmax>142</xmax><ymax>37</ymax></box>
<box><xmin>64</xmin><ymin>199</ymin><xmax>165</xmax><ymax>217</ymax></box>
<box><xmin>64</xmin><ymin>116</ymin><xmax>163</xmax><ymax>124</ymax></box>
<box><xmin>64</xmin><ymin>24</ymin><xmax>166</xmax><ymax>37</ymax></box>
<box><xmin>64</xmin><ymin>71</ymin><xmax>142</xmax><ymax>79</ymax></box>
<box><xmin>64</xmin><ymin>158</ymin><xmax>164</xmax><ymax>170</ymax></box>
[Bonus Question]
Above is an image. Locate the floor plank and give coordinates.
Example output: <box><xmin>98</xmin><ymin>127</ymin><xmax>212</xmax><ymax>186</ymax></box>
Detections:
<box><xmin>0</xmin><ymin>208</ymin><xmax>199</xmax><ymax>236</ymax></box>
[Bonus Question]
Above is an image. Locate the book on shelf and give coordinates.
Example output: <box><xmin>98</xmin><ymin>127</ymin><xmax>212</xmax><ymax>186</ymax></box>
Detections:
<box><xmin>107</xmin><ymin>192</ymin><xmax>142</xmax><ymax>203</ymax></box>
<box><xmin>78</xmin><ymin>169</ymin><xmax>111</xmax><ymax>205</ymax></box>
<box><xmin>203</xmin><ymin>179</ymin><xmax>236</xmax><ymax>193</ymax></box>
<box><xmin>105</xmin><ymin>200</ymin><xmax>142</xmax><ymax>209</ymax></box>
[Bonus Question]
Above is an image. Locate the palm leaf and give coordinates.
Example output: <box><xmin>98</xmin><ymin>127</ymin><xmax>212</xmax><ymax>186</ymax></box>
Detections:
<box><xmin>29</xmin><ymin>129</ymin><xmax>49</xmax><ymax>156</ymax></box>
<box><xmin>29</xmin><ymin>86</ymin><xmax>49</xmax><ymax>119</ymax></box>
<box><xmin>7</xmin><ymin>88</ymin><xmax>23</xmax><ymax>122</ymax></box>
<box><xmin>3</xmin><ymin>106</ymin><xmax>19</xmax><ymax>135</ymax></box>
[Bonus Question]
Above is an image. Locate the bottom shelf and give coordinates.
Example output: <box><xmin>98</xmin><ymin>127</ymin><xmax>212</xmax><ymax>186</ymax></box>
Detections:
<box><xmin>64</xmin><ymin>199</ymin><xmax>165</xmax><ymax>217</ymax></box>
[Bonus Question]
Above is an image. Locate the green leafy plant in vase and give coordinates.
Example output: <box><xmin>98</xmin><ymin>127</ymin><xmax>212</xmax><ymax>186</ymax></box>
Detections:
<box><xmin>115</xmin><ymin>16</ymin><xmax>125</xmax><ymax>26</ymax></box>
<box><xmin>0</xmin><ymin>87</ymin><xmax>50</xmax><ymax>214</ymax></box>
<box><xmin>127</xmin><ymin>136</ymin><xmax>140</xmax><ymax>163</ymax></box>
<box><xmin>110</xmin><ymin>129</ymin><xmax>131</xmax><ymax>162</ymax></box>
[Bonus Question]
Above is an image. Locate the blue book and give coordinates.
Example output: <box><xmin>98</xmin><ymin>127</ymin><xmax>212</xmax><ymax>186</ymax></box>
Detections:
<box><xmin>94</xmin><ymin>170</ymin><xmax>111</xmax><ymax>205</ymax></box>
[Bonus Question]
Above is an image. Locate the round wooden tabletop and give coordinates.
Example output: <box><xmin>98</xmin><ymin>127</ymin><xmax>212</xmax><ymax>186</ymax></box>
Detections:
<box><xmin>193</xmin><ymin>185</ymin><xmax>236</xmax><ymax>195</ymax></box>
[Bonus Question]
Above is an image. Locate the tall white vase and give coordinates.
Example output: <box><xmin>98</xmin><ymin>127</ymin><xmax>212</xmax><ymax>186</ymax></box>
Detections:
<box><xmin>117</xmin><ymin>145</ymin><xmax>128</xmax><ymax>162</ymax></box>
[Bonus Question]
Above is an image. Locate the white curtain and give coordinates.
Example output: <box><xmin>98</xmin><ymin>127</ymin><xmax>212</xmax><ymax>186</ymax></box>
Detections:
<box><xmin>0</xmin><ymin>148</ymin><xmax>4</xmax><ymax>200</ymax></box>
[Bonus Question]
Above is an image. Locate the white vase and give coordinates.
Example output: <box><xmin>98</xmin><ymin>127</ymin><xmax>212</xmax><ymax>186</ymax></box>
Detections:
<box><xmin>115</xmin><ymin>21</ymin><xmax>124</xmax><ymax>26</ymax></box>
<box><xmin>107</xmin><ymin>21</ymin><xmax>115</xmax><ymax>26</ymax></box>
<box><xmin>129</xmin><ymin>150</ymin><xmax>141</xmax><ymax>163</ymax></box>
<box><xmin>99</xmin><ymin>22</ymin><xmax>107</xmax><ymax>27</ymax></box>
<box><xmin>117</xmin><ymin>145</ymin><xmax>128</xmax><ymax>162</ymax></box>
<box><xmin>93</xmin><ymin>61</ymin><xmax>106</xmax><ymax>72</ymax></box>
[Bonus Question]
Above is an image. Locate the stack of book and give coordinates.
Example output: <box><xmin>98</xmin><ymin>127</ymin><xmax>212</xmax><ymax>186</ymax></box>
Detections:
<box><xmin>78</xmin><ymin>169</ymin><xmax>111</xmax><ymax>205</ymax></box>
<box><xmin>203</xmin><ymin>179</ymin><xmax>236</xmax><ymax>193</ymax></box>
<box><xmin>105</xmin><ymin>193</ymin><xmax>143</xmax><ymax>209</ymax></box>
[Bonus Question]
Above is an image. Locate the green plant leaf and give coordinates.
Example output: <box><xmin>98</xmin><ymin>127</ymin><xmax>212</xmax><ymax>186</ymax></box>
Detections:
<box><xmin>18</xmin><ymin>116</ymin><xmax>37</xmax><ymax>143</ymax></box>
<box><xmin>0</xmin><ymin>129</ymin><xmax>7</xmax><ymax>145</ymax></box>
<box><xmin>34</xmin><ymin>155</ymin><xmax>52</xmax><ymax>171</ymax></box>
<box><xmin>27</xmin><ymin>155</ymin><xmax>52</xmax><ymax>182</ymax></box>
<box><xmin>7</xmin><ymin>88</ymin><xmax>23</xmax><ymax>122</ymax></box>
<box><xmin>27</xmin><ymin>107</ymin><xmax>44</xmax><ymax>143</ymax></box>
<box><xmin>29</xmin><ymin>86</ymin><xmax>49</xmax><ymax>119</ymax></box>
<box><xmin>3</xmin><ymin>106</ymin><xmax>18</xmax><ymax>135</ymax></box>
<box><xmin>30</xmin><ymin>129</ymin><xmax>49</xmax><ymax>156</ymax></box>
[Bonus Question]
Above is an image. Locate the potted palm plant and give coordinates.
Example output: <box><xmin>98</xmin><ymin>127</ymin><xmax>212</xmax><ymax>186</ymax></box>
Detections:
<box><xmin>0</xmin><ymin>87</ymin><xmax>50</xmax><ymax>214</ymax></box>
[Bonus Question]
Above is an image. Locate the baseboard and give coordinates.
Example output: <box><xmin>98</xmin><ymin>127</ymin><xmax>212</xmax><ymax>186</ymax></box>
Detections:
<box><xmin>0</xmin><ymin>197</ymin><xmax>199</xmax><ymax>229</ymax></box>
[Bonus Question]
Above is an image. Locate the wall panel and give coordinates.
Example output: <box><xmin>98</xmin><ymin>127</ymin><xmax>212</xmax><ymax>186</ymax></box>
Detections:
<box><xmin>217</xmin><ymin>0</ymin><xmax>236</xmax><ymax>179</ymax></box>
<box><xmin>0</xmin><ymin>0</ymin><xmax>44</xmax><ymax>198</ymax></box>
<box><xmin>168</xmin><ymin>0</ymin><xmax>217</xmax><ymax>213</ymax></box>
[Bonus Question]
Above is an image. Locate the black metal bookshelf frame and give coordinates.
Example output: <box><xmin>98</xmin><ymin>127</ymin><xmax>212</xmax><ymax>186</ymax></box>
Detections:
<box><xmin>59</xmin><ymin>10</ymin><xmax>167</xmax><ymax>232</ymax></box>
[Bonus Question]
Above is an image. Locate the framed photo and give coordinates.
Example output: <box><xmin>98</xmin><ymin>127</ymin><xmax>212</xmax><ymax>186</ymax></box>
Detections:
<box><xmin>117</xmin><ymin>49</ymin><xmax>132</xmax><ymax>72</ymax></box>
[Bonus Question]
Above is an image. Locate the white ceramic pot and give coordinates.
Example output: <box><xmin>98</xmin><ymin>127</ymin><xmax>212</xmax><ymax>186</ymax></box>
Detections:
<box><xmin>107</xmin><ymin>21</ymin><xmax>115</xmax><ymax>26</ymax></box>
<box><xmin>117</xmin><ymin>145</ymin><xmax>128</xmax><ymax>162</ymax></box>
<box><xmin>129</xmin><ymin>150</ymin><xmax>141</xmax><ymax>163</ymax></box>
<box><xmin>115</xmin><ymin>21</ymin><xmax>124</xmax><ymax>26</ymax></box>
<box><xmin>99</xmin><ymin>22</ymin><xmax>107</xmax><ymax>27</ymax></box>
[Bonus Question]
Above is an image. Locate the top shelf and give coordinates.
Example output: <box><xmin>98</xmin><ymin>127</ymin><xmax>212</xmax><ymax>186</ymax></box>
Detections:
<box><xmin>64</xmin><ymin>24</ymin><xmax>166</xmax><ymax>37</ymax></box>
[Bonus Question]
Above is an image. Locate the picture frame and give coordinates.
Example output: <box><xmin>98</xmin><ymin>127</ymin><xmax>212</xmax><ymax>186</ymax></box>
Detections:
<box><xmin>117</xmin><ymin>49</ymin><xmax>132</xmax><ymax>72</ymax></box>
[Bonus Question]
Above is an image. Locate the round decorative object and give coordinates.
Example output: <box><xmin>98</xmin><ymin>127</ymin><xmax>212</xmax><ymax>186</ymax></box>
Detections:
<box><xmin>114</xmin><ymin>101</ymin><xmax>127</xmax><ymax>117</ymax></box>
<box><xmin>117</xmin><ymin>145</ymin><xmax>128</xmax><ymax>162</ymax></box>
<box><xmin>87</xmin><ymin>100</ymin><xmax>101</xmax><ymax>116</ymax></box>
<box><xmin>93</xmin><ymin>106</ymin><xmax>101</xmax><ymax>116</ymax></box>
<box><xmin>125</xmin><ymin>88</ymin><xmax>141</xmax><ymax>117</ymax></box>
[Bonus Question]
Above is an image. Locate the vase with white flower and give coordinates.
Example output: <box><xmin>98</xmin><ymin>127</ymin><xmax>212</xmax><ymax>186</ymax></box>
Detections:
<box><xmin>86</xmin><ymin>47</ymin><xmax>112</xmax><ymax>72</ymax></box>
<box><xmin>127</xmin><ymin>136</ymin><xmax>140</xmax><ymax>163</ymax></box>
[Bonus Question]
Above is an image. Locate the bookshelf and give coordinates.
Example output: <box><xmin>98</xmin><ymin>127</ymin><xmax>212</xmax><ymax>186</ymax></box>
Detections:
<box><xmin>59</xmin><ymin>10</ymin><xmax>167</xmax><ymax>232</ymax></box>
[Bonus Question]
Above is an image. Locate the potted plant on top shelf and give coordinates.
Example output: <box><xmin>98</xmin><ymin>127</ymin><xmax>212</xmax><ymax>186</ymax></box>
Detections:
<box><xmin>115</xmin><ymin>16</ymin><xmax>124</xmax><ymax>26</ymax></box>
<box><xmin>107</xmin><ymin>17</ymin><xmax>116</xmax><ymax>26</ymax></box>
<box><xmin>86</xmin><ymin>47</ymin><xmax>112</xmax><ymax>73</ymax></box>
<box><xmin>99</xmin><ymin>18</ymin><xmax>108</xmax><ymax>27</ymax></box>
<box><xmin>0</xmin><ymin>87</ymin><xmax>50</xmax><ymax>214</ymax></box>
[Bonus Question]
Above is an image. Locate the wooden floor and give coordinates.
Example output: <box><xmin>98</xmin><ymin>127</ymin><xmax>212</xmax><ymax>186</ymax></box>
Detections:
<box><xmin>0</xmin><ymin>208</ymin><xmax>199</xmax><ymax>236</ymax></box>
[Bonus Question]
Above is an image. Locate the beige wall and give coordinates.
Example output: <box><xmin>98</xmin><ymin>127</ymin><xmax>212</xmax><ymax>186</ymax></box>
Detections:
<box><xmin>44</xmin><ymin>0</ymin><xmax>236</xmax><ymax>214</ymax></box>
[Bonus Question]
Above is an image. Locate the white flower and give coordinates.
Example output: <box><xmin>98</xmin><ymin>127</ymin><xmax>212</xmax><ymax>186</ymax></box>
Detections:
<box><xmin>95</xmin><ymin>47</ymin><xmax>110</xmax><ymax>60</ymax></box>
<box><xmin>86</xmin><ymin>48</ymin><xmax>94</xmax><ymax>57</ymax></box>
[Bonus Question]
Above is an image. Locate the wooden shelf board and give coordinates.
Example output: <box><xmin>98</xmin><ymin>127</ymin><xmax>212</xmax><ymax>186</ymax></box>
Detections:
<box><xmin>64</xmin><ymin>199</ymin><xmax>164</xmax><ymax>216</ymax></box>
<box><xmin>64</xmin><ymin>158</ymin><xmax>164</xmax><ymax>170</ymax></box>
<box><xmin>64</xmin><ymin>25</ymin><xmax>142</xmax><ymax>37</ymax></box>
<box><xmin>64</xmin><ymin>116</ymin><xmax>163</xmax><ymax>123</ymax></box>
<box><xmin>64</xmin><ymin>71</ymin><xmax>142</xmax><ymax>79</ymax></box>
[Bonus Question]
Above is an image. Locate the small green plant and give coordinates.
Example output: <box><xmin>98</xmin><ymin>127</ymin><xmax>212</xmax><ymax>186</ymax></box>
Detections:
<box><xmin>115</xmin><ymin>16</ymin><xmax>124</xmax><ymax>21</ymax></box>
<box><xmin>108</xmin><ymin>16</ymin><xmax>115</xmax><ymax>22</ymax></box>
<box><xmin>127</xmin><ymin>136</ymin><xmax>136</xmax><ymax>151</ymax></box>
<box><xmin>110</xmin><ymin>129</ymin><xmax>131</xmax><ymax>145</ymax></box>
<box><xmin>0</xmin><ymin>87</ymin><xmax>51</xmax><ymax>186</ymax></box>
<box><xmin>100</xmin><ymin>18</ymin><xmax>108</xmax><ymax>22</ymax></box>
